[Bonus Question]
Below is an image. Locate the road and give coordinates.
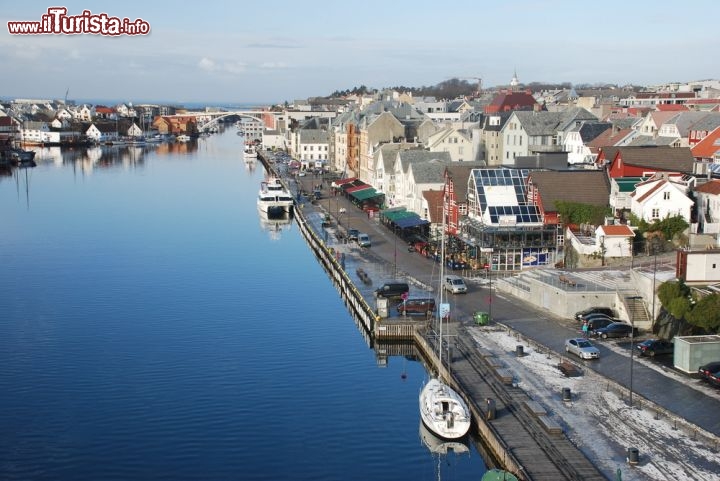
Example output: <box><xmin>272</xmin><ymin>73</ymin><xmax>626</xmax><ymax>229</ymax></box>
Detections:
<box><xmin>289</xmin><ymin>168</ymin><xmax>720</xmax><ymax>437</ymax></box>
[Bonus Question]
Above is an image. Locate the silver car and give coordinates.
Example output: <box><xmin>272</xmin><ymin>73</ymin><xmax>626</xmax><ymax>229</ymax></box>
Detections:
<box><xmin>565</xmin><ymin>338</ymin><xmax>600</xmax><ymax>360</ymax></box>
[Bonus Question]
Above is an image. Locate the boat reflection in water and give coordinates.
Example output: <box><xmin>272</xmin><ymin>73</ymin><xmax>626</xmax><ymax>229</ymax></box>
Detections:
<box><xmin>258</xmin><ymin>207</ymin><xmax>293</xmax><ymax>241</ymax></box>
<box><xmin>419</xmin><ymin>420</ymin><xmax>469</xmax><ymax>456</ymax></box>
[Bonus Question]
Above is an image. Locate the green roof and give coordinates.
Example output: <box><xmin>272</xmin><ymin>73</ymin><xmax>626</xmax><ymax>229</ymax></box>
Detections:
<box><xmin>615</xmin><ymin>177</ymin><xmax>648</xmax><ymax>193</ymax></box>
<box><xmin>351</xmin><ymin>188</ymin><xmax>382</xmax><ymax>201</ymax></box>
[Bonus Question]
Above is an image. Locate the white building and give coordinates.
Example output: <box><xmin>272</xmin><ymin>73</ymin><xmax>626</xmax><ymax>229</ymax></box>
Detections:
<box><xmin>630</xmin><ymin>174</ymin><xmax>694</xmax><ymax>224</ymax></box>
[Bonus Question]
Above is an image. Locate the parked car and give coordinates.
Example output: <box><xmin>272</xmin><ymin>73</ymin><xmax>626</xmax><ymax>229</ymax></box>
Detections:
<box><xmin>635</xmin><ymin>339</ymin><xmax>674</xmax><ymax>357</ymax></box>
<box><xmin>580</xmin><ymin>312</ymin><xmax>615</xmax><ymax>324</ymax></box>
<box><xmin>565</xmin><ymin>338</ymin><xmax>600</xmax><ymax>360</ymax></box>
<box><xmin>574</xmin><ymin>307</ymin><xmax>615</xmax><ymax>322</ymax></box>
<box><xmin>698</xmin><ymin>361</ymin><xmax>720</xmax><ymax>382</ymax></box>
<box><xmin>592</xmin><ymin>322</ymin><xmax>634</xmax><ymax>339</ymax></box>
<box><xmin>585</xmin><ymin>317</ymin><xmax>616</xmax><ymax>331</ymax></box>
<box><xmin>397</xmin><ymin>298</ymin><xmax>436</xmax><ymax>316</ymax></box>
<box><xmin>707</xmin><ymin>370</ymin><xmax>720</xmax><ymax>388</ymax></box>
<box><xmin>357</xmin><ymin>233</ymin><xmax>371</xmax><ymax>247</ymax></box>
<box><xmin>444</xmin><ymin>275</ymin><xmax>468</xmax><ymax>294</ymax></box>
<box><xmin>374</xmin><ymin>281</ymin><xmax>409</xmax><ymax>299</ymax></box>
<box><xmin>347</xmin><ymin>228</ymin><xmax>359</xmax><ymax>241</ymax></box>
<box><xmin>578</xmin><ymin>312</ymin><xmax>616</xmax><ymax>324</ymax></box>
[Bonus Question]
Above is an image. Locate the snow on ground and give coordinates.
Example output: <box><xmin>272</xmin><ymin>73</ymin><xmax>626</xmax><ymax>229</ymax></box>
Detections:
<box><xmin>468</xmin><ymin>326</ymin><xmax>720</xmax><ymax>481</ymax></box>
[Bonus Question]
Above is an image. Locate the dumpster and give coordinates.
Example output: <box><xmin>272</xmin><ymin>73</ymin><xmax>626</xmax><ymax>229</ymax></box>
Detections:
<box><xmin>474</xmin><ymin>311</ymin><xmax>490</xmax><ymax>325</ymax></box>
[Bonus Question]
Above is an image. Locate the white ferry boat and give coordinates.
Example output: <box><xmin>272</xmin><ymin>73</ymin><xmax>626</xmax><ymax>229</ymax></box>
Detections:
<box><xmin>257</xmin><ymin>177</ymin><xmax>294</xmax><ymax>216</ymax></box>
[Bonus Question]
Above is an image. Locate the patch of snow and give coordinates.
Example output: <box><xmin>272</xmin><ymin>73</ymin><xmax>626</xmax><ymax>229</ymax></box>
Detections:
<box><xmin>468</xmin><ymin>326</ymin><xmax>720</xmax><ymax>481</ymax></box>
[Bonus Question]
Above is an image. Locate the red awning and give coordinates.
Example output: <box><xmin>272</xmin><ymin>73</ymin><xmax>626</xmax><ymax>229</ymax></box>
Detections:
<box><xmin>345</xmin><ymin>184</ymin><xmax>371</xmax><ymax>194</ymax></box>
<box><xmin>331</xmin><ymin>177</ymin><xmax>357</xmax><ymax>188</ymax></box>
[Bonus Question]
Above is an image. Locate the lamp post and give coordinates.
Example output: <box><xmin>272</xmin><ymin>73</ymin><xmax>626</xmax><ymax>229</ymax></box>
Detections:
<box><xmin>629</xmin><ymin>306</ymin><xmax>635</xmax><ymax>408</ymax></box>
<box><xmin>393</xmin><ymin>224</ymin><xmax>398</xmax><ymax>279</ymax></box>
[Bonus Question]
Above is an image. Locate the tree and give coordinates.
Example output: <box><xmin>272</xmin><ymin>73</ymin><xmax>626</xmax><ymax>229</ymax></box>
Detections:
<box><xmin>555</xmin><ymin>201</ymin><xmax>609</xmax><ymax>226</ymax></box>
<box><xmin>685</xmin><ymin>294</ymin><xmax>720</xmax><ymax>331</ymax></box>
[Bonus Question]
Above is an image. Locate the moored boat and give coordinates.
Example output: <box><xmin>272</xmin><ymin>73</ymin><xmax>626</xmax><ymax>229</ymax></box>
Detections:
<box><xmin>419</xmin><ymin>197</ymin><xmax>471</xmax><ymax>440</ymax></box>
<box><xmin>257</xmin><ymin>177</ymin><xmax>294</xmax><ymax>217</ymax></box>
<box><xmin>244</xmin><ymin>143</ymin><xmax>258</xmax><ymax>159</ymax></box>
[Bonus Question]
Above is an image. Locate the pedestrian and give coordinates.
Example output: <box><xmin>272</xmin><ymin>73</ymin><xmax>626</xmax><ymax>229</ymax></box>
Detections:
<box><xmin>582</xmin><ymin>320</ymin><xmax>589</xmax><ymax>338</ymax></box>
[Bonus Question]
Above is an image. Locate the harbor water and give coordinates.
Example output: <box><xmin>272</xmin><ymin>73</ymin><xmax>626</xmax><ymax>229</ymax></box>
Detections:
<box><xmin>0</xmin><ymin>129</ymin><xmax>488</xmax><ymax>480</ymax></box>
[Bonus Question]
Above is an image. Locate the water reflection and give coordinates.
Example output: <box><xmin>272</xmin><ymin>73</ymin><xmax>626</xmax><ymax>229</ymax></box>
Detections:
<box><xmin>31</xmin><ymin>140</ymin><xmax>202</xmax><ymax>173</ymax></box>
<box><xmin>257</xmin><ymin>208</ymin><xmax>293</xmax><ymax>241</ymax></box>
<box><xmin>419</xmin><ymin>420</ymin><xmax>470</xmax><ymax>455</ymax></box>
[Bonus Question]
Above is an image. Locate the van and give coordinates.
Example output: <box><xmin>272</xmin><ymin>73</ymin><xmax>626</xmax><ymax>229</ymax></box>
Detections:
<box><xmin>357</xmin><ymin>233</ymin><xmax>371</xmax><ymax>247</ymax></box>
<box><xmin>397</xmin><ymin>298</ymin><xmax>436</xmax><ymax>316</ymax></box>
<box><xmin>374</xmin><ymin>281</ymin><xmax>410</xmax><ymax>299</ymax></box>
<box><xmin>444</xmin><ymin>275</ymin><xmax>467</xmax><ymax>294</ymax></box>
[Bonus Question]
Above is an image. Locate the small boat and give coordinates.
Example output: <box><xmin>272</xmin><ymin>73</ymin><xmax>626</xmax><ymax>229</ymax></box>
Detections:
<box><xmin>419</xmin><ymin>200</ymin><xmax>471</xmax><ymax>440</ymax></box>
<box><xmin>244</xmin><ymin>143</ymin><xmax>258</xmax><ymax>159</ymax></box>
<box><xmin>481</xmin><ymin>469</ymin><xmax>519</xmax><ymax>481</ymax></box>
<box><xmin>4</xmin><ymin>148</ymin><xmax>36</xmax><ymax>163</ymax></box>
<box><xmin>257</xmin><ymin>177</ymin><xmax>294</xmax><ymax>217</ymax></box>
<box><xmin>176</xmin><ymin>134</ymin><xmax>191</xmax><ymax>142</ymax></box>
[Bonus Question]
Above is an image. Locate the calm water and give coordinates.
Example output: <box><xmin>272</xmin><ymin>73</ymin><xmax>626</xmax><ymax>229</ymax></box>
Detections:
<box><xmin>0</xmin><ymin>130</ymin><xmax>487</xmax><ymax>480</ymax></box>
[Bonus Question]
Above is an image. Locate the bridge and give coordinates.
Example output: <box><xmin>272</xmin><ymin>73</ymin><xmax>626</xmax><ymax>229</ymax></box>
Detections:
<box><xmin>164</xmin><ymin>110</ymin><xmax>269</xmax><ymax>132</ymax></box>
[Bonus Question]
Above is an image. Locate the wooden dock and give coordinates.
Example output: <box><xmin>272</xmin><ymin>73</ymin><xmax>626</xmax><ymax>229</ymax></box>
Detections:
<box><xmin>427</xmin><ymin>331</ymin><xmax>607</xmax><ymax>481</ymax></box>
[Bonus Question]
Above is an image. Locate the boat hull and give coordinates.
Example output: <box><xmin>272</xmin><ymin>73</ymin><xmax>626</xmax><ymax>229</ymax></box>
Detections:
<box><xmin>419</xmin><ymin>378</ymin><xmax>471</xmax><ymax>440</ymax></box>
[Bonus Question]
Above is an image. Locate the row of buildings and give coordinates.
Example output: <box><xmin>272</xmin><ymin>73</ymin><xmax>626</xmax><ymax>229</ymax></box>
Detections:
<box><xmin>4</xmin><ymin>77</ymin><xmax>720</xmax><ymax>280</ymax></box>
<box><xmin>255</xmin><ymin>77</ymin><xmax>720</xmax><ymax>276</ymax></box>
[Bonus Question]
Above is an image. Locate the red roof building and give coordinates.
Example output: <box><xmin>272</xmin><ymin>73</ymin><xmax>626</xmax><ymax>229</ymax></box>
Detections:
<box><xmin>691</xmin><ymin>127</ymin><xmax>720</xmax><ymax>160</ymax></box>
<box><xmin>484</xmin><ymin>89</ymin><xmax>540</xmax><ymax>113</ymax></box>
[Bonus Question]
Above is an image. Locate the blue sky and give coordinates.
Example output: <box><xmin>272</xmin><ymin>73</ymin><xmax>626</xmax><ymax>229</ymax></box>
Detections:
<box><xmin>1</xmin><ymin>1</ymin><xmax>718</xmax><ymax>105</ymax></box>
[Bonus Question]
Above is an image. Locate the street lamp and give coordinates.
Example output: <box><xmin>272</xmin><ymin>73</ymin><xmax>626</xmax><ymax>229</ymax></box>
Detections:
<box><xmin>393</xmin><ymin>224</ymin><xmax>398</xmax><ymax>279</ymax></box>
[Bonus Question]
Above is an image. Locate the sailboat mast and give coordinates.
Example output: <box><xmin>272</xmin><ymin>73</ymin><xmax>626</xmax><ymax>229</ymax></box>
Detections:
<box><xmin>437</xmin><ymin>193</ymin><xmax>446</xmax><ymax>362</ymax></box>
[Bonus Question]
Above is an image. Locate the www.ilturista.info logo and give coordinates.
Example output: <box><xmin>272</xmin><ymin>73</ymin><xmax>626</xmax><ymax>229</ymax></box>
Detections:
<box><xmin>7</xmin><ymin>7</ymin><xmax>150</xmax><ymax>36</ymax></box>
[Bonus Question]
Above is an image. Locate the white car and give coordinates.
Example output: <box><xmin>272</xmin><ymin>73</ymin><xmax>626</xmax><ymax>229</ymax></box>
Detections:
<box><xmin>444</xmin><ymin>275</ymin><xmax>468</xmax><ymax>294</ymax></box>
<box><xmin>565</xmin><ymin>338</ymin><xmax>600</xmax><ymax>360</ymax></box>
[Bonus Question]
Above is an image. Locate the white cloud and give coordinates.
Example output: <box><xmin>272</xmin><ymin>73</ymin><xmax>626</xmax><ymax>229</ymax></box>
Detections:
<box><xmin>198</xmin><ymin>57</ymin><xmax>216</xmax><ymax>72</ymax></box>
<box><xmin>260</xmin><ymin>62</ymin><xmax>288</xmax><ymax>70</ymax></box>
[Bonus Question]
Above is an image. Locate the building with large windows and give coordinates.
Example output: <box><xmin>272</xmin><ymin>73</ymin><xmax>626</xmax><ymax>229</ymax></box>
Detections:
<box><xmin>459</xmin><ymin>168</ymin><xmax>559</xmax><ymax>271</ymax></box>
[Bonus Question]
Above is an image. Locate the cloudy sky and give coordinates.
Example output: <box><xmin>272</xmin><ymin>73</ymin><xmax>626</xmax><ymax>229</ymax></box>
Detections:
<box><xmin>2</xmin><ymin>1</ymin><xmax>718</xmax><ymax>105</ymax></box>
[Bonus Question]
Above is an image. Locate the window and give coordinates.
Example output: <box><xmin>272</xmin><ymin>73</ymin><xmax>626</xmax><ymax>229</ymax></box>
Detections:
<box><xmin>663</xmin><ymin>191</ymin><xmax>670</xmax><ymax>200</ymax></box>
<box><xmin>651</xmin><ymin>208</ymin><xmax>660</xmax><ymax>219</ymax></box>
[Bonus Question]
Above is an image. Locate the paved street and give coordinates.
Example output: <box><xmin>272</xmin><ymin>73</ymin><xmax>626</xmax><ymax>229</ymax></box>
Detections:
<box><xmin>290</xmin><ymin>168</ymin><xmax>720</xmax><ymax>441</ymax></box>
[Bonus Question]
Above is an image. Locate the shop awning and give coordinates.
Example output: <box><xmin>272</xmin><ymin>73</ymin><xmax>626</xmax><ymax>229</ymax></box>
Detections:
<box><xmin>345</xmin><ymin>183</ymin><xmax>372</xmax><ymax>194</ymax></box>
<box><xmin>340</xmin><ymin>179</ymin><xmax>367</xmax><ymax>191</ymax></box>
<box><xmin>331</xmin><ymin>177</ymin><xmax>357</xmax><ymax>188</ymax></box>
<box><xmin>381</xmin><ymin>208</ymin><xmax>411</xmax><ymax>222</ymax></box>
<box><xmin>350</xmin><ymin>188</ymin><xmax>382</xmax><ymax>201</ymax></box>
<box><xmin>394</xmin><ymin>216</ymin><xmax>430</xmax><ymax>229</ymax></box>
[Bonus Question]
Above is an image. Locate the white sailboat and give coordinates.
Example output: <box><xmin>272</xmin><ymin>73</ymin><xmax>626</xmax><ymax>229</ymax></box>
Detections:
<box><xmin>419</xmin><ymin>199</ymin><xmax>471</xmax><ymax>440</ymax></box>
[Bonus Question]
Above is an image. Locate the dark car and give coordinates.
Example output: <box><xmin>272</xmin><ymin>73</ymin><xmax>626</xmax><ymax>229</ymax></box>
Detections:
<box><xmin>585</xmin><ymin>317</ymin><xmax>616</xmax><ymax>331</ymax></box>
<box><xmin>581</xmin><ymin>312</ymin><xmax>615</xmax><ymax>324</ymax></box>
<box><xmin>397</xmin><ymin>298</ymin><xmax>436</xmax><ymax>316</ymax></box>
<box><xmin>574</xmin><ymin>307</ymin><xmax>615</xmax><ymax>322</ymax></box>
<box><xmin>592</xmin><ymin>322</ymin><xmax>634</xmax><ymax>339</ymax></box>
<box><xmin>707</xmin><ymin>371</ymin><xmax>720</xmax><ymax>388</ymax></box>
<box><xmin>698</xmin><ymin>361</ymin><xmax>720</xmax><ymax>381</ymax></box>
<box><xmin>374</xmin><ymin>281</ymin><xmax>410</xmax><ymax>299</ymax></box>
<box><xmin>347</xmin><ymin>228</ymin><xmax>359</xmax><ymax>241</ymax></box>
<box><xmin>635</xmin><ymin>339</ymin><xmax>674</xmax><ymax>357</ymax></box>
